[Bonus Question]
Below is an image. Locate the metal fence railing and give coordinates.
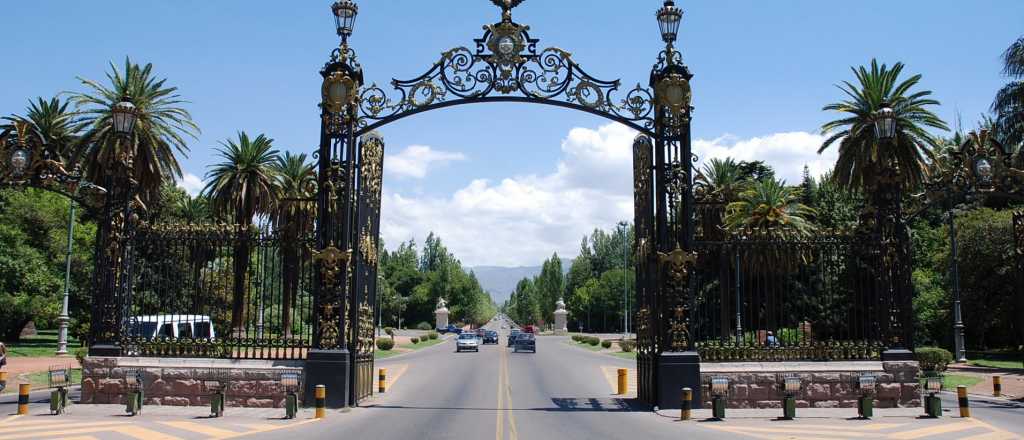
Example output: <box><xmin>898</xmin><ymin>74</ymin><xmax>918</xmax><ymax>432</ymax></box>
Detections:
<box><xmin>691</xmin><ymin>236</ymin><xmax>887</xmax><ymax>362</ymax></box>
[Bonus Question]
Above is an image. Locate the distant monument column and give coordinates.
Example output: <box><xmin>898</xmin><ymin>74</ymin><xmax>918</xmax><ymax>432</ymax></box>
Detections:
<box><xmin>554</xmin><ymin>298</ymin><xmax>569</xmax><ymax>335</ymax></box>
<box><xmin>435</xmin><ymin>297</ymin><xmax>449</xmax><ymax>330</ymax></box>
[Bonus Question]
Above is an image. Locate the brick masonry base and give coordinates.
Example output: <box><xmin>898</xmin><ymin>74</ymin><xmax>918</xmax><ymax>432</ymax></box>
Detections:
<box><xmin>699</xmin><ymin>361</ymin><xmax>921</xmax><ymax>409</ymax></box>
<box><xmin>81</xmin><ymin>357</ymin><xmax>304</xmax><ymax>408</ymax></box>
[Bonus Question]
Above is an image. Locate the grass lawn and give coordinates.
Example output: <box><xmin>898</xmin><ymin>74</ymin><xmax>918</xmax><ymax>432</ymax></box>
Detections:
<box><xmin>23</xmin><ymin>368</ymin><xmax>82</xmax><ymax>390</ymax></box>
<box><xmin>374</xmin><ymin>350</ymin><xmax>401</xmax><ymax>359</ymax></box>
<box><xmin>400</xmin><ymin>337</ymin><xmax>444</xmax><ymax>350</ymax></box>
<box><xmin>374</xmin><ymin>336</ymin><xmax>445</xmax><ymax>359</ymax></box>
<box><xmin>611</xmin><ymin>351</ymin><xmax>637</xmax><ymax>360</ymax></box>
<box><xmin>968</xmin><ymin>358</ymin><xmax>1024</xmax><ymax>370</ymax></box>
<box><xmin>5</xmin><ymin>330</ymin><xmax>82</xmax><ymax>357</ymax></box>
<box><xmin>921</xmin><ymin>374</ymin><xmax>984</xmax><ymax>390</ymax></box>
<box><xmin>570</xmin><ymin>340</ymin><xmax>603</xmax><ymax>352</ymax></box>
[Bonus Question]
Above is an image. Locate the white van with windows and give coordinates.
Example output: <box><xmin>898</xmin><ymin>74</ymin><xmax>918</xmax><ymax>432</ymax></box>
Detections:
<box><xmin>127</xmin><ymin>315</ymin><xmax>217</xmax><ymax>340</ymax></box>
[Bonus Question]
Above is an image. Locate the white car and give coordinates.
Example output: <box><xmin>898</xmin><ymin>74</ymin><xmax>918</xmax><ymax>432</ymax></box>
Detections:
<box><xmin>128</xmin><ymin>315</ymin><xmax>217</xmax><ymax>340</ymax></box>
<box><xmin>456</xmin><ymin>332</ymin><xmax>480</xmax><ymax>352</ymax></box>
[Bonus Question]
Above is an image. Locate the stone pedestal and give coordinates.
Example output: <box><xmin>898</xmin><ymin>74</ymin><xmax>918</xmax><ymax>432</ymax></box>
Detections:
<box><xmin>657</xmin><ymin>351</ymin><xmax>702</xmax><ymax>409</ymax></box>
<box><xmin>553</xmin><ymin>310</ymin><xmax>568</xmax><ymax>335</ymax></box>
<box><xmin>435</xmin><ymin>307</ymin><xmax>449</xmax><ymax>330</ymax></box>
<box><xmin>553</xmin><ymin>298</ymin><xmax>568</xmax><ymax>335</ymax></box>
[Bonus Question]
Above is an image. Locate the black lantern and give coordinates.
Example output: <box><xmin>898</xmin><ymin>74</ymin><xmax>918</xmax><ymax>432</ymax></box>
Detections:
<box><xmin>10</xmin><ymin>148</ymin><xmax>30</xmax><ymax>176</ymax></box>
<box><xmin>656</xmin><ymin>1</ymin><xmax>683</xmax><ymax>44</ymax></box>
<box><xmin>112</xmin><ymin>97</ymin><xmax>139</xmax><ymax>137</ymax></box>
<box><xmin>332</xmin><ymin>0</ymin><xmax>359</xmax><ymax>41</ymax></box>
<box><xmin>873</xmin><ymin>105</ymin><xmax>897</xmax><ymax>141</ymax></box>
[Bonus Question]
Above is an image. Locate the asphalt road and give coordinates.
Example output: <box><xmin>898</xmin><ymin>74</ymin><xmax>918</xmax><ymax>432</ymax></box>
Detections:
<box><xmin>249</xmin><ymin>317</ymin><xmax>701</xmax><ymax>440</ymax></box>
<box><xmin>246</xmin><ymin>316</ymin><xmax>1024</xmax><ymax>440</ymax></box>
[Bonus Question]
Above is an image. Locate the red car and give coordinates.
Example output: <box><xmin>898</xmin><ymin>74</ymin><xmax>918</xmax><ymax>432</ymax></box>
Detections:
<box><xmin>522</xmin><ymin>325</ymin><xmax>536</xmax><ymax>334</ymax></box>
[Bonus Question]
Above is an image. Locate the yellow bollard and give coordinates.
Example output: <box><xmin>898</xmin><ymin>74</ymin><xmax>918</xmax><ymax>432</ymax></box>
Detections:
<box><xmin>379</xmin><ymin>368</ymin><xmax>387</xmax><ymax>393</ymax></box>
<box><xmin>617</xmin><ymin>369</ymin><xmax>628</xmax><ymax>395</ymax></box>
<box><xmin>681</xmin><ymin>387</ymin><xmax>692</xmax><ymax>421</ymax></box>
<box><xmin>315</xmin><ymin>385</ymin><xmax>326</xmax><ymax>419</ymax></box>
<box><xmin>993</xmin><ymin>376</ymin><xmax>1002</xmax><ymax>397</ymax></box>
<box><xmin>18</xmin><ymin>383</ymin><xmax>31</xmax><ymax>415</ymax></box>
<box><xmin>957</xmin><ymin>385</ymin><xmax>970</xmax><ymax>418</ymax></box>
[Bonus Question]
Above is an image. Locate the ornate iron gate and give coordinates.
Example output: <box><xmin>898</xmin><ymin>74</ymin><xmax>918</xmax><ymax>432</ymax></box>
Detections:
<box><xmin>350</xmin><ymin>133</ymin><xmax>384</xmax><ymax>403</ymax></box>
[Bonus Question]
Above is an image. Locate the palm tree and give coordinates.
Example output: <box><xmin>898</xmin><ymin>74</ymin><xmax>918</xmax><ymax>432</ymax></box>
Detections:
<box><xmin>695</xmin><ymin>157</ymin><xmax>746</xmax><ymax>201</ymax></box>
<box><xmin>70</xmin><ymin>58</ymin><xmax>199</xmax><ymax>203</ymax></box>
<box><xmin>23</xmin><ymin>97</ymin><xmax>80</xmax><ymax>160</ymax></box>
<box><xmin>271</xmin><ymin>152</ymin><xmax>317</xmax><ymax>337</ymax></box>
<box><xmin>994</xmin><ymin>37</ymin><xmax>1024</xmax><ymax>149</ymax></box>
<box><xmin>723</xmin><ymin>178</ymin><xmax>817</xmax><ymax>239</ymax></box>
<box><xmin>177</xmin><ymin>194</ymin><xmax>211</xmax><ymax>224</ymax></box>
<box><xmin>820</xmin><ymin>59</ymin><xmax>948</xmax><ymax>190</ymax></box>
<box><xmin>203</xmin><ymin>132</ymin><xmax>279</xmax><ymax>333</ymax></box>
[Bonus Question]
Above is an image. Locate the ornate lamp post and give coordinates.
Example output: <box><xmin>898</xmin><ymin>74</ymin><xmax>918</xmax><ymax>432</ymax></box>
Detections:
<box><xmin>918</xmin><ymin>129</ymin><xmax>1023</xmax><ymax>362</ymax></box>
<box><xmin>871</xmin><ymin>103</ymin><xmax>917</xmax><ymax>361</ymax></box>
<box><xmin>60</xmin><ymin>98</ymin><xmax>136</xmax><ymax>356</ymax></box>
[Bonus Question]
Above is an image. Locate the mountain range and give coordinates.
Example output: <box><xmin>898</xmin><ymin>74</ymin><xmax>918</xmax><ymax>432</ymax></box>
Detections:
<box><xmin>470</xmin><ymin>258</ymin><xmax>572</xmax><ymax>304</ymax></box>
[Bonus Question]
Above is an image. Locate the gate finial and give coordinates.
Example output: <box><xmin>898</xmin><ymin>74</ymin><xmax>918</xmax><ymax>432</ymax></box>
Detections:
<box><xmin>490</xmin><ymin>0</ymin><xmax>525</xmax><ymax>22</ymax></box>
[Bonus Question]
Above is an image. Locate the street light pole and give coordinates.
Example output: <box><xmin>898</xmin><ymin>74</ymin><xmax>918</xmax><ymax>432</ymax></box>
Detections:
<box><xmin>619</xmin><ymin>221</ymin><xmax>628</xmax><ymax>339</ymax></box>
<box><xmin>948</xmin><ymin>191</ymin><xmax>966</xmax><ymax>362</ymax></box>
<box><xmin>56</xmin><ymin>199</ymin><xmax>76</xmax><ymax>356</ymax></box>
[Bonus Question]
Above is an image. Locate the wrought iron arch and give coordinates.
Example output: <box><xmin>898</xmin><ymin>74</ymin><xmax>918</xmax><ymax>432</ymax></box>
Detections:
<box><xmin>349</xmin><ymin>16</ymin><xmax>657</xmax><ymax>137</ymax></box>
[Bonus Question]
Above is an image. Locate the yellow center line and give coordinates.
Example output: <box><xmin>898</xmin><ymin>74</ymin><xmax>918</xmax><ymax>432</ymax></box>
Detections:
<box><xmin>504</xmin><ymin>344</ymin><xmax>518</xmax><ymax>440</ymax></box>
<box><xmin>496</xmin><ymin>340</ymin><xmax>505</xmax><ymax>440</ymax></box>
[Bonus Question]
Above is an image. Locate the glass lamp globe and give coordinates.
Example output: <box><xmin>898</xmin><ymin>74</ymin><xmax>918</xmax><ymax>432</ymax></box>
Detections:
<box><xmin>873</xmin><ymin>106</ymin><xmax>897</xmax><ymax>140</ymax></box>
<box><xmin>332</xmin><ymin>0</ymin><xmax>359</xmax><ymax>39</ymax></box>
<box><xmin>974</xmin><ymin>158</ymin><xmax>993</xmax><ymax>185</ymax></box>
<box><xmin>10</xmin><ymin>149</ymin><xmax>30</xmax><ymax>175</ymax></box>
<box><xmin>112</xmin><ymin>98</ymin><xmax>139</xmax><ymax>137</ymax></box>
<box><xmin>656</xmin><ymin>1</ymin><xmax>683</xmax><ymax>44</ymax></box>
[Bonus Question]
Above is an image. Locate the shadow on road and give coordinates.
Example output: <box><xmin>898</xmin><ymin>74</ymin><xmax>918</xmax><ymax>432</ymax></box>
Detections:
<box><xmin>362</xmin><ymin>397</ymin><xmax>650</xmax><ymax>413</ymax></box>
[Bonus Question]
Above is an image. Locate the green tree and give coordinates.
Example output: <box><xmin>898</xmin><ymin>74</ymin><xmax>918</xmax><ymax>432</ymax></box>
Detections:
<box><xmin>813</xmin><ymin>170</ymin><xmax>862</xmax><ymax>232</ymax></box>
<box><xmin>819</xmin><ymin>59</ymin><xmax>948</xmax><ymax>190</ymax></box>
<box><xmin>724</xmin><ymin>178</ymin><xmax>817</xmax><ymax>238</ymax></box>
<box><xmin>203</xmin><ymin>132</ymin><xmax>279</xmax><ymax>332</ymax></box>
<box><xmin>993</xmin><ymin>36</ymin><xmax>1024</xmax><ymax>148</ymax></box>
<box><xmin>0</xmin><ymin>189</ymin><xmax>96</xmax><ymax>341</ymax></box>
<box><xmin>70</xmin><ymin>58</ymin><xmax>200</xmax><ymax>202</ymax></box>
<box><xmin>534</xmin><ymin>253</ymin><xmax>564</xmax><ymax>324</ymax></box>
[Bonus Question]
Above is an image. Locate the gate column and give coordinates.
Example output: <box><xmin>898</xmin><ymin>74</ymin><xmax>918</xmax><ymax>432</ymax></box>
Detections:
<box><xmin>305</xmin><ymin>11</ymin><xmax>364</xmax><ymax>406</ymax></box>
<box><xmin>648</xmin><ymin>0</ymin><xmax>701</xmax><ymax>409</ymax></box>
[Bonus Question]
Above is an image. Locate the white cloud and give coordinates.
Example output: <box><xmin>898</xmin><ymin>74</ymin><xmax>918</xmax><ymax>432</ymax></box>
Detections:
<box><xmin>380</xmin><ymin>124</ymin><xmax>836</xmax><ymax>267</ymax></box>
<box><xmin>177</xmin><ymin>172</ymin><xmax>204</xmax><ymax>196</ymax></box>
<box><xmin>693</xmin><ymin>131</ymin><xmax>836</xmax><ymax>183</ymax></box>
<box><xmin>385</xmin><ymin>145</ymin><xmax>466</xmax><ymax>179</ymax></box>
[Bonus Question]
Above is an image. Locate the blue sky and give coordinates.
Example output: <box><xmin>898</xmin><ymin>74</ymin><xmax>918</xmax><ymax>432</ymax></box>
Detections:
<box><xmin>3</xmin><ymin>1</ymin><xmax>1022</xmax><ymax>266</ymax></box>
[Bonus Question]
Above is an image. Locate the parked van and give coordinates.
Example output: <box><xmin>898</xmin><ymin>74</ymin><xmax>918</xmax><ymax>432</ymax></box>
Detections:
<box><xmin>127</xmin><ymin>315</ymin><xmax>217</xmax><ymax>340</ymax></box>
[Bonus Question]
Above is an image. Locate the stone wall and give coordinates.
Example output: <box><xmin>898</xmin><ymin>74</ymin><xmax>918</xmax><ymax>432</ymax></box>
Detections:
<box><xmin>699</xmin><ymin>361</ymin><xmax>920</xmax><ymax>409</ymax></box>
<box><xmin>82</xmin><ymin>357</ymin><xmax>304</xmax><ymax>408</ymax></box>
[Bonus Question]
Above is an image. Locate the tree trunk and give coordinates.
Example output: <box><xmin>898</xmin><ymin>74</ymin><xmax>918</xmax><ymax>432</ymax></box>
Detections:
<box><xmin>230</xmin><ymin>208</ymin><xmax>252</xmax><ymax>336</ymax></box>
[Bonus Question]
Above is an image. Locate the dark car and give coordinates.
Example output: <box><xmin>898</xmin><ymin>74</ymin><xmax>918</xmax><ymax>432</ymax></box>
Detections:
<box><xmin>438</xmin><ymin>324</ymin><xmax>462</xmax><ymax>335</ymax></box>
<box><xmin>483</xmin><ymin>330</ymin><xmax>499</xmax><ymax>344</ymax></box>
<box><xmin>513</xmin><ymin>333</ymin><xmax>536</xmax><ymax>353</ymax></box>
<box><xmin>507</xmin><ymin>328</ymin><xmax>521</xmax><ymax>346</ymax></box>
